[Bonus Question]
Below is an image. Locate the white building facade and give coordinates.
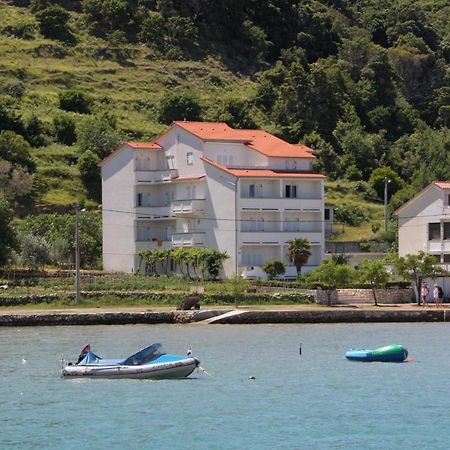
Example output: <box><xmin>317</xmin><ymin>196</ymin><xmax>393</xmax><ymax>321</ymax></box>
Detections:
<box><xmin>396</xmin><ymin>181</ymin><xmax>450</xmax><ymax>268</ymax></box>
<box><xmin>101</xmin><ymin>122</ymin><xmax>326</xmax><ymax>278</ymax></box>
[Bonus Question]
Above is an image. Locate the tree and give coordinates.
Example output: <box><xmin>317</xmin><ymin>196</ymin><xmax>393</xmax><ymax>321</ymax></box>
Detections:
<box><xmin>262</xmin><ymin>259</ymin><xmax>286</xmax><ymax>280</ymax></box>
<box><xmin>215</xmin><ymin>98</ymin><xmax>256</xmax><ymax>129</ymax></box>
<box><xmin>287</xmin><ymin>238</ymin><xmax>311</xmax><ymax>276</ymax></box>
<box><xmin>358</xmin><ymin>259</ymin><xmax>390</xmax><ymax>306</ymax></box>
<box><xmin>35</xmin><ymin>5</ymin><xmax>71</xmax><ymax>41</ymax></box>
<box><xmin>157</xmin><ymin>90</ymin><xmax>202</xmax><ymax>124</ymax></box>
<box><xmin>368</xmin><ymin>167</ymin><xmax>404</xmax><ymax>200</ymax></box>
<box><xmin>0</xmin><ymin>131</ymin><xmax>35</xmax><ymax>172</ymax></box>
<box><xmin>0</xmin><ymin>195</ymin><xmax>17</xmax><ymax>266</ymax></box>
<box><xmin>77</xmin><ymin>116</ymin><xmax>123</xmax><ymax>159</ymax></box>
<box><xmin>306</xmin><ymin>259</ymin><xmax>355</xmax><ymax>306</ymax></box>
<box><xmin>78</xmin><ymin>150</ymin><xmax>101</xmax><ymax>201</ymax></box>
<box><xmin>14</xmin><ymin>232</ymin><xmax>51</xmax><ymax>268</ymax></box>
<box><xmin>392</xmin><ymin>251</ymin><xmax>449</xmax><ymax>305</ymax></box>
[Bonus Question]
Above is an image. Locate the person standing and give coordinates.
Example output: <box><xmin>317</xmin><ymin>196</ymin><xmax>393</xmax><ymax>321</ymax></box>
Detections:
<box><xmin>434</xmin><ymin>284</ymin><xmax>444</xmax><ymax>308</ymax></box>
<box><xmin>421</xmin><ymin>282</ymin><xmax>429</xmax><ymax>307</ymax></box>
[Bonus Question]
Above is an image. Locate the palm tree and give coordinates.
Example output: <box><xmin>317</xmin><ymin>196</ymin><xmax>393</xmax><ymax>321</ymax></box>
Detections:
<box><xmin>287</xmin><ymin>238</ymin><xmax>311</xmax><ymax>276</ymax></box>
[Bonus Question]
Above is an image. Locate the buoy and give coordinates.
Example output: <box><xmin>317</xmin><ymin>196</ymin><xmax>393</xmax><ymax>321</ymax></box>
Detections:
<box><xmin>299</xmin><ymin>343</ymin><xmax>302</xmax><ymax>355</ymax></box>
<box><xmin>248</xmin><ymin>375</ymin><xmax>256</xmax><ymax>380</ymax></box>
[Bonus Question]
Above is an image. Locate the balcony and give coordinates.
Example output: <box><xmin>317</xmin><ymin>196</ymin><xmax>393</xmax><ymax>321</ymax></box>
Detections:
<box><xmin>135</xmin><ymin>239</ymin><xmax>172</xmax><ymax>251</ymax></box>
<box><xmin>240</xmin><ymin>197</ymin><xmax>322</xmax><ymax>211</ymax></box>
<box><xmin>135</xmin><ymin>169</ymin><xmax>178</xmax><ymax>183</ymax></box>
<box><xmin>428</xmin><ymin>241</ymin><xmax>450</xmax><ymax>253</ymax></box>
<box><xmin>239</xmin><ymin>231</ymin><xmax>323</xmax><ymax>244</ymax></box>
<box><xmin>171</xmin><ymin>199</ymin><xmax>205</xmax><ymax>216</ymax></box>
<box><xmin>135</xmin><ymin>205</ymin><xmax>172</xmax><ymax>218</ymax></box>
<box><xmin>172</xmin><ymin>232</ymin><xmax>206</xmax><ymax>247</ymax></box>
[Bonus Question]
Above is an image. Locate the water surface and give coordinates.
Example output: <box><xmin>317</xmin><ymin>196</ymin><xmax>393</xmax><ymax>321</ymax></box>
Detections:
<box><xmin>1</xmin><ymin>323</ymin><xmax>449</xmax><ymax>449</ymax></box>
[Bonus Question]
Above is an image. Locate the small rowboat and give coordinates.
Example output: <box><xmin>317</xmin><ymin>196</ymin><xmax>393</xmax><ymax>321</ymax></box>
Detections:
<box><xmin>345</xmin><ymin>344</ymin><xmax>408</xmax><ymax>362</ymax></box>
<box><xmin>62</xmin><ymin>343</ymin><xmax>200</xmax><ymax>379</ymax></box>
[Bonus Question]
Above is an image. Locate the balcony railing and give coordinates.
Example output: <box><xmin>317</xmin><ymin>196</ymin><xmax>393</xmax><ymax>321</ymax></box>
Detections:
<box><xmin>135</xmin><ymin>169</ymin><xmax>178</xmax><ymax>183</ymax></box>
<box><xmin>135</xmin><ymin>239</ymin><xmax>172</xmax><ymax>250</ymax></box>
<box><xmin>239</xmin><ymin>231</ymin><xmax>323</xmax><ymax>244</ymax></box>
<box><xmin>240</xmin><ymin>197</ymin><xmax>322</xmax><ymax>210</ymax></box>
<box><xmin>171</xmin><ymin>199</ymin><xmax>205</xmax><ymax>216</ymax></box>
<box><xmin>172</xmin><ymin>232</ymin><xmax>206</xmax><ymax>247</ymax></box>
<box><xmin>428</xmin><ymin>241</ymin><xmax>450</xmax><ymax>253</ymax></box>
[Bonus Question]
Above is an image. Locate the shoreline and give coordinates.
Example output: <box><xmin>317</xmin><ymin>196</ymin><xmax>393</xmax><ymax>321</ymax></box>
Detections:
<box><xmin>0</xmin><ymin>304</ymin><xmax>449</xmax><ymax>326</ymax></box>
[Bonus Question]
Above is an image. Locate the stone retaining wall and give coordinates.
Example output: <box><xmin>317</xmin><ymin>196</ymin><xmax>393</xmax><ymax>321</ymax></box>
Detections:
<box><xmin>0</xmin><ymin>308</ymin><xmax>449</xmax><ymax>326</ymax></box>
<box><xmin>336</xmin><ymin>288</ymin><xmax>414</xmax><ymax>304</ymax></box>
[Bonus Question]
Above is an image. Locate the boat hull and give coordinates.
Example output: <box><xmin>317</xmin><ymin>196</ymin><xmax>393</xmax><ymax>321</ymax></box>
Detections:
<box><xmin>345</xmin><ymin>345</ymin><xmax>408</xmax><ymax>362</ymax></box>
<box><xmin>62</xmin><ymin>357</ymin><xmax>199</xmax><ymax>379</ymax></box>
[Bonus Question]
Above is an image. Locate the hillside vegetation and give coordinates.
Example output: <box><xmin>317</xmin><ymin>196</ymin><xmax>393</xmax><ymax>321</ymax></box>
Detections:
<box><xmin>0</xmin><ymin>0</ymin><xmax>449</xmax><ymax>266</ymax></box>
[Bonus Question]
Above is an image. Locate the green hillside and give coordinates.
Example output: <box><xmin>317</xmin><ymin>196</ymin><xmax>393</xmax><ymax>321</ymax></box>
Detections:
<box><xmin>0</xmin><ymin>0</ymin><xmax>448</xmax><ymax>266</ymax></box>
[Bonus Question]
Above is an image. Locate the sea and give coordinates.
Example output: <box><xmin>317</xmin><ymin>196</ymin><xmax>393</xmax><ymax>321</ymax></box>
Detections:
<box><xmin>1</xmin><ymin>322</ymin><xmax>450</xmax><ymax>450</ymax></box>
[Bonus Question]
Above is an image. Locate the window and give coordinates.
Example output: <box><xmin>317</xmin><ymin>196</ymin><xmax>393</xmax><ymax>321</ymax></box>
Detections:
<box><xmin>186</xmin><ymin>152</ymin><xmax>193</xmax><ymax>165</ymax></box>
<box><xmin>428</xmin><ymin>223</ymin><xmax>440</xmax><ymax>240</ymax></box>
<box><xmin>249</xmin><ymin>184</ymin><xmax>255</xmax><ymax>197</ymax></box>
<box><xmin>137</xmin><ymin>193</ymin><xmax>143</xmax><ymax>207</ymax></box>
<box><xmin>444</xmin><ymin>254</ymin><xmax>450</xmax><ymax>263</ymax></box>
<box><xmin>285</xmin><ymin>184</ymin><xmax>297</xmax><ymax>198</ymax></box>
<box><xmin>448</xmin><ymin>194</ymin><xmax>450</xmax><ymax>206</ymax></box>
<box><xmin>444</xmin><ymin>222</ymin><xmax>450</xmax><ymax>240</ymax></box>
<box><xmin>324</xmin><ymin>208</ymin><xmax>330</xmax><ymax>221</ymax></box>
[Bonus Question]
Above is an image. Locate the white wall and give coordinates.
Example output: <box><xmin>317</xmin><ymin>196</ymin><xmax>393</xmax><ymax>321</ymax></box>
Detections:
<box><xmin>203</xmin><ymin>162</ymin><xmax>237</xmax><ymax>277</ymax></box>
<box><xmin>102</xmin><ymin>146</ymin><xmax>136</xmax><ymax>272</ymax></box>
<box><xmin>398</xmin><ymin>187</ymin><xmax>443</xmax><ymax>256</ymax></box>
<box><xmin>269</xmin><ymin>157</ymin><xmax>313</xmax><ymax>171</ymax></box>
<box><xmin>204</xmin><ymin>142</ymin><xmax>268</xmax><ymax>168</ymax></box>
<box><xmin>159</xmin><ymin>126</ymin><xmax>205</xmax><ymax>178</ymax></box>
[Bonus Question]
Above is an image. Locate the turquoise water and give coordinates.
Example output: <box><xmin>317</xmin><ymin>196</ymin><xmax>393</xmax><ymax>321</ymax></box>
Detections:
<box><xmin>1</xmin><ymin>323</ymin><xmax>450</xmax><ymax>450</ymax></box>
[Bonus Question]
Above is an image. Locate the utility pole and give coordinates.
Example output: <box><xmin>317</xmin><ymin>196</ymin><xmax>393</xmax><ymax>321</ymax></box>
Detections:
<box><xmin>75</xmin><ymin>205</ymin><xmax>80</xmax><ymax>303</ymax></box>
<box><xmin>384</xmin><ymin>178</ymin><xmax>391</xmax><ymax>233</ymax></box>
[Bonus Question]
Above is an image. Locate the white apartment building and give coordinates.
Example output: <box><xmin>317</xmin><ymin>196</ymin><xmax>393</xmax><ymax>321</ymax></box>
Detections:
<box><xmin>101</xmin><ymin>121</ymin><xmax>326</xmax><ymax>278</ymax></box>
<box><xmin>396</xmin><ymin>181</ymin><xmax>450</xmax><ymax>268</ymax></box>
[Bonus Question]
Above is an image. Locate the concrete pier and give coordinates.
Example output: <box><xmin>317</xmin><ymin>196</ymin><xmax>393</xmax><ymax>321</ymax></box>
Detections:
<box><xmin>0</xmin><ymin>306</ymin><xmax>448</xmax><ymax>326</ymax></box>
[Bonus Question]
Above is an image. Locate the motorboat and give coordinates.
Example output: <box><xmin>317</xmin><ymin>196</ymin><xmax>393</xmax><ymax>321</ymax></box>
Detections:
<box><xmin>345</xmin><ymin>344</ymin><xmax>408</xmax><ymax>362</ymax></box>
<box><xmin>62</xmin><ymin>343</ymin><xmax>200</xmax><ymax>379</ymax></box>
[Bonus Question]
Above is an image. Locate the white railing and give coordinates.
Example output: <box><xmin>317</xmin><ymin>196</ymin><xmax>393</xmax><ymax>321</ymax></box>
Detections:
<box><xmin>239</xmin><ymin>231</ymin><xmax>323</xmax><ymax>244</ymax></box>
<box><xmin>135</xmin><ymin>169</ymin><xmax>178</xmax><ymax>182</ymax></box>
<box><xmin>240</xmin><ymin>197</ymin><xmax>322</xmax><ymax>210</ymax></box>
<box><xmin>172</xmin><ymin>232</ymin><xmax>206</xmax><ymax>247</ymax></box>
<box><xmin>428</xmin><ymin>241</ymin><xmax>450</xmax><ymax>253</ymax></box>
<box><xmin>135</xmin><ymin>240</ymin><xmax>172</xmax><ymax>250</ymax></box>
<box><xmin>171</xmin><ymin>199</ymin><xmax>205</xmax><ymax>215</ymax></box>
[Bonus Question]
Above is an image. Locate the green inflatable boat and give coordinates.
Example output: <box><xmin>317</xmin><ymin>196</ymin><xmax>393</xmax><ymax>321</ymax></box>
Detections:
<box><xmin>345</xmin><ymin>344</ymin><xmax>408</xmax><ymax>362</ymax></box>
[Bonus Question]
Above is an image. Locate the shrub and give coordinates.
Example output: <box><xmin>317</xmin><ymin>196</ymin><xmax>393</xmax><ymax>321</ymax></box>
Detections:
<box><xmin>262</xmin><ymin>259</ymin><xmax>286</xmax><ymax>279</ymax></box>
<box><xmin>59</xmin><ymin>90</ymin><xmax>93</xmax><ymax>114</ymax></box>
<box><xmin>53</xmin><ymin>115</ymin><xmax>76</xmax><ymax>145</ymax></box>
<box><xmin>35</xmin><ymin>5</ymin><xmax>71</xmax><ymax>41</ymax></box>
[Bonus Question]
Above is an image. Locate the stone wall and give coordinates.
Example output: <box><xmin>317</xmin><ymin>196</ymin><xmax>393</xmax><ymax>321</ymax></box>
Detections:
<box><xmin>336</xmin><ymin>288</ymin><xmax>414</xmax><ymax>304</ymax></box>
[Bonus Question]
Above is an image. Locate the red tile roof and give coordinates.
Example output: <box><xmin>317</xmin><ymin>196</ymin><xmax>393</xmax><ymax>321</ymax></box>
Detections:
<box><xmin>173</xmin><ymin>121</ymin><xmax>314</xmax><ymax>158</ymax></box>
<box><xmin>434</xmin><ymin>181</ymin><xmax>450</xmax><ymax>190</ymax></box>
<box><xmin>201</xmin><ymin>157</ymin><xmax>324</xmax><ymax>179</ymax></box>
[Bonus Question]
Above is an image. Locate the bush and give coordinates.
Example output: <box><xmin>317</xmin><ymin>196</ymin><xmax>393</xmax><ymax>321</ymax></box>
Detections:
<box><xmin>333</xmin><ymin>202</ymin><xmax>368</xmax><ymax>226</ymax></box>
<box><xmin>157</xmin><ymin>90</ymin><xmax>202</xmax><ymax>124</ymax></box>
<box><xmin>35</xmin><ymin>5</ymin><xmax>71</xmax><ymax>41</ymax></box>
<box><xmin>53</xmin><ymin>115</ymin><xmax>76</xmax><ymax>145</ymax></box>
<box><xmin>262</xmin><ymin>259</ymin><xmax>286</xmax><ymax>279</ymax></box>
<box><xmin>59</xmin><ymin>90</ymin><xmax>93</xmax><ymax>114</ymax></box>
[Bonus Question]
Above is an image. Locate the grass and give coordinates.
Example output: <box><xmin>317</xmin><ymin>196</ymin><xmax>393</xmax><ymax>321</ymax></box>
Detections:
<box><xmin>0</xmin><ymin>3</ymin><xmax>388</xmax><ymax>238</ymax></box>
